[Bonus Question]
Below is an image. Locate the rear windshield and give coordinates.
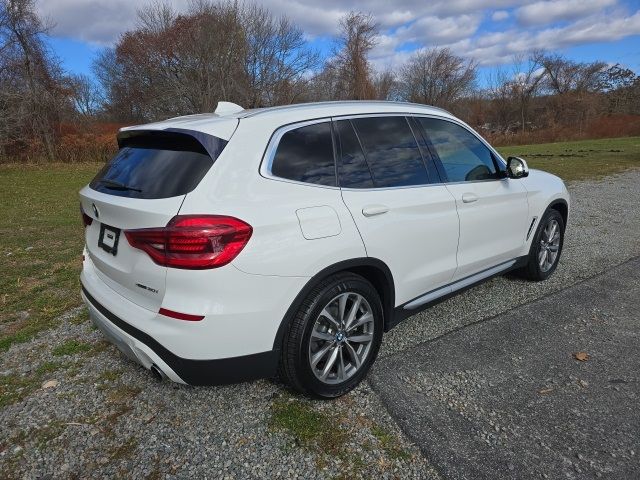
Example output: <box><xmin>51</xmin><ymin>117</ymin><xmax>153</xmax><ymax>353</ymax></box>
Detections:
<box><xmin>90</xmin><ymin>131</ymin><xmax>226</xmax><ymax>199</ymax></box>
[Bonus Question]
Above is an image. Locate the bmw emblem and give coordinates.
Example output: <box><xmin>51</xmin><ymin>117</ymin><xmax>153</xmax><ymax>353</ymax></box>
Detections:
<box><xmin>336</xmin><ymin>332</ymin><xmax>345</xmax><ymax>342</ymax></box>
<box><xmin>92</xmin><ymin>203</ymin><xmax>99</xmax><ymax>219</ymax></box>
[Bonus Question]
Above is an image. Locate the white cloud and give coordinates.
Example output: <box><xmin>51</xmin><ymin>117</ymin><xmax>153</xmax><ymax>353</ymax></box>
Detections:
<box><xmin>395</xmin><ymin>14</ymin><xmax>483</xmax><ymax>45</ymax></box>
<box><xmin>458</xmin><ymin>10</ymin><xmax>640</xmax><ymax>65</ymax></box>
<box><xmin>416</xmin><ymin>0</ymin><xmax>525</xmax><ymax>17</ymax></box>
<box><xmin>492</xmin><ymin>10</ymin><xmax>509</xmax><ymax>21</ymax></box>
<box><xmin>37</xmin><ymin>0</ymin><xmax>141</xmax><ymax>44</ymax></box>
<box><xmin>515</xmin><ymin>0</ymin><xmax>617</xmax><ymax>26</ymax></box>
<box><xmin>36</xmin><ymin>0</ymin><xmax>640</xmax><ymax>69</ymax></box>
<box><xmin>37</xmin><ymin>0</ymin><xmax>530</xmax><ymax>44</ymax></box>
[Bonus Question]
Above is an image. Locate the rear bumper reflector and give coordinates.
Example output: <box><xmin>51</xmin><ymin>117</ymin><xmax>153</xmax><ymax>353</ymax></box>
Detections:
<box><xmin>159</xmin><ymin>308</ymin><xmax>204</xmax><ymax>321</ymax></box>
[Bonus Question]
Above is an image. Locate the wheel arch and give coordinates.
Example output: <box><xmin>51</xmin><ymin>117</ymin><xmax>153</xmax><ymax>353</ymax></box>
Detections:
<box><xmin>272</xmin><ymin>257</ymin><xmax>395</xmax><ymax>352</ymax></box>
<box><xmin>548</xmin><ymin>198</ymin><xmax>569</xmax><ymax>227</ymax></box>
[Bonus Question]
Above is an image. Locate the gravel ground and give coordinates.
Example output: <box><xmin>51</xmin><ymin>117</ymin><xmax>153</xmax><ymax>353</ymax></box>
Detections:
<box><xmin>1</xmin><ymin>313</ymin><xmax>436</xmax><ymax>479</ymax></box>
<box><xmin>1</xmin><ymin>170</ymin><xmax>639</xmax><ymax>479</ymax></box>
<box><xmin>371</xmin><ymin>256</ymin><xmax>640</xmax><ymax>479</ymax></box>
<box><xmin>380</xmin><ymin>169</ymin><xmax>640</xmax><ymax>356</ymax></box>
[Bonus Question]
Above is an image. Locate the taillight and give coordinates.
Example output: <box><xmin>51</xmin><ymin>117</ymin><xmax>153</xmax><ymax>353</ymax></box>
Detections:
<box><xmin>124</xmin><ymin>215</ymin><xmax>252</xmax><ymax>269</ymax></box>
<box><xmin>80</xmin><ymin>204</ymin><xmax>93</xmax><ymax>227</ymax></box>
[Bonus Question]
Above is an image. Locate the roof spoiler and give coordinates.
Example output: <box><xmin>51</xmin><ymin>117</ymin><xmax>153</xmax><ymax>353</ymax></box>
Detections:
<box><xmin>117</xmin><ymin>129</ymin><xmax>228</xmax><ymax>160</ymax></box>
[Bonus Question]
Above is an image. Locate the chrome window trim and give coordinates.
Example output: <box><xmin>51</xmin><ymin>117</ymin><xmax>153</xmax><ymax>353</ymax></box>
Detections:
<box><xmin>339</xmin><ymin>177</ymin><xmax>510</xmax><ymax>193</ymax></box>
<box><xmin>340</xmin><ymin>182</ymin><xmax>445</xmax><ymax>192</ymax></box>
<box><xmin>259</xmin><ymin>111</ymin><xmax>507</xmax><ymax>190</ymax></box>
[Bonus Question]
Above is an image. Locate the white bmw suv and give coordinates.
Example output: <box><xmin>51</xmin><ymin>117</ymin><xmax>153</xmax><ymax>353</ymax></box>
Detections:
<box><xmin>80</xmin><ymin>101</ymin><xmax>569</xmax><ymax>398</ymax></box>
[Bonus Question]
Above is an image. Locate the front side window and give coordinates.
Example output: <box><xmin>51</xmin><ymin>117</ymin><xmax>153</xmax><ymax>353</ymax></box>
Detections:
<box><xmin>351</xmin><ymin>116</ymin><xmax>430</xmax><ymax>188</ymax></box>
<box><xmin>418</xmin><ymin>118</ymin><xmax>499</xmax><ymax>182</ymax></box>
<box><xmin>270</xmin><ymin>122</ymin><xmax>336</xmax><ymax>186</ymax></box>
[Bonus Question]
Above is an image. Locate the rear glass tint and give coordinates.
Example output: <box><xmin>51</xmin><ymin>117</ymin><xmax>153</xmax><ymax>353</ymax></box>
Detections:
<box><xmin>335</xmin><ymin>119</ymin><xmax>374</xmax><ymax>188</ymax></box>
<box><xmin>270</xmin><ymin>122</ymin><xmax>336</xmax><ymax>186</ymax></box>
<box><xmin>351</xmin><ymin>116</ymin><xmax>429</xmax><ymax>188</ymax></box>
<box><xmin>90</xmin><ymin>132</ymin><xmax>224</xmax><ymax>199</ymax></box>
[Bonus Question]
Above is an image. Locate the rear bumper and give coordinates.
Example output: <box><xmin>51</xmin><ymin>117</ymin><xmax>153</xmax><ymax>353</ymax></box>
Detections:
<box><xmin>81</xmin><ymin>285</ymin><xmax>279</xmax><ymax>385</ymax></box>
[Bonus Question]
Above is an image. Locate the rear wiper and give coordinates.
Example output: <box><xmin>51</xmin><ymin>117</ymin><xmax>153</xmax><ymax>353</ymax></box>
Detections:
<box><xmin>98</xmin><ymin>179</ymin><xmax>143</xmax><ymax>192</ymax></box>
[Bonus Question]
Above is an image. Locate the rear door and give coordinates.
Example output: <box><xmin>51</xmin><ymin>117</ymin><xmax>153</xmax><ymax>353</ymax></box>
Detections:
<box><xmin>80</xmin><ymin>130</ymin><xmax>224</xmax><ymax>311</ymax></box>
<box><xmin>416</xmin><ymin>117</ymin><xmax>529</xmax><ymax>280</ymax></box>
<box><xmin>336</xmin><ymin>115</ymin><xmax>459</xmax><ymax>306</ymax></box>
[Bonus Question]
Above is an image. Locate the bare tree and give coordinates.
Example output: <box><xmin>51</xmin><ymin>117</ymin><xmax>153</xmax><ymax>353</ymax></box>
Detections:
<box><xmin>136</xmin><ymin>0</ymin><xmax>175</xmax><ymax>33</ymax></box>
<box><xmin>241</xmin><ymin>4</ymin><xmax>319</xmax><ymax>107</ymax></box>
<box><xmin>94</xmin><ymin>1</ymin><xmax>319</xmax><ymax>121</ymax></box>
<box><xmin>304</xmin><ymin>61</ymin><xmax>341</xmax><ymax>101</ymax></box>
<box><xmin>95</xmin><ymin>1</ymin><xmax>247</xmax><ymax>119</ymax></box>
<box><xmin>398</xmin><ymin>48</ymin><xmax>476</xmax><ymax>110</ymax></box>
<box><xmin>486</xmin><ymin>67</ymin><xmax>517</xmax><ymax>134</ymax></box>
<box><xmin>331</xmin><ymin>11</ymin><xmax>378</xmax><ymax>100</ymax></box>
<box><xmin>2</xmin><ymin>0</ymin><xmax>638</xmax><ymax>161</ymax></box>
<box><xmin>69</xmin><ymin>73</ymin><xmax>102</xmax><ymax>118</ymax></box>
<box><xmin>536</xmin><ymin>52</ymin><xmax>608</xmax><ymax>133</ymax></box>
<box><xmin>0</xmin><ymin>0</ymin><xmax>68</xmax><ymax>160</ymax></box>
<box><xmin>372</xmin><ymin>69</ymin><xmax>397</xmax><ymax>100</ymax></box>
<box><xmin>537</xmin><ymin>52</ymin><xmax>606</xmax><ymax>95</ymax></box>
<box><xmin>510</xmin><ymin>52</ymin><xmax>544</xmax><ymax>133</ymax></box>
<box><xmin>598</xmin><ymin>64</ymin><xmax>640</xmax><ymax>114</ymax></box>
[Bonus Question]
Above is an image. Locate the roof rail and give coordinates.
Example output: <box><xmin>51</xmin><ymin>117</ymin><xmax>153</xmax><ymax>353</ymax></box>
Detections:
<box><xmin>237</xmin><ymin>100</ymin><xmax>451</xmax><ymax>118</ymax></box>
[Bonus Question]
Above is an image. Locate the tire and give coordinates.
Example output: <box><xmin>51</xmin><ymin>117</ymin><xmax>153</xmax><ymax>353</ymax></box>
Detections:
<box><xmin>279</xmin><ymin>272</ymin><xmax>384</xmax><ymax>399</ymax></box>
<box><xmin>519</xmin><ymin>208</ymin><xmax>565</xmax><ymax>281</ymax></box>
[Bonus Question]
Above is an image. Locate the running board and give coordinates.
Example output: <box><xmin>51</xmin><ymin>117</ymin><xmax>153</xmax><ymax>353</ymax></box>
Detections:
<box><xmin>403</xmin><ymin>259</ymin><xmax>517</xmax><ymax>310</ymax></box>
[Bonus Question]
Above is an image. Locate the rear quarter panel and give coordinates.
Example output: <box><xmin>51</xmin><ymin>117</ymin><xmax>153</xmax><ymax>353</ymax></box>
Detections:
<box><xmin>177</xmin><ymin>116</ymin><xmax>367</xmax><ymax>278</ymax></box>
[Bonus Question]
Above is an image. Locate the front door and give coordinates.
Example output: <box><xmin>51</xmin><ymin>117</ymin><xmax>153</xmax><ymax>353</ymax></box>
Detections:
<box><xmin>416</xmin><ymin>117</ymin><xmax>529</xmax><ymax>280</ymax></box>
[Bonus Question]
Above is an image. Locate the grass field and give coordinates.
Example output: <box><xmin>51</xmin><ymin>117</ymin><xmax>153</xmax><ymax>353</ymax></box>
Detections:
<box><xmin>0</xmin><ymin>136</ymin><xmax>639</xmax><ymax>353</ymax></box>
<box><xmin>0</xmin><ymin>164</ymin><xmax>98</xmax><ymax>352</ymax></box>
<box><xmin>497</xmin><ymin>136</ymin><xmax>640</xmax><ymax>181</ymax></box>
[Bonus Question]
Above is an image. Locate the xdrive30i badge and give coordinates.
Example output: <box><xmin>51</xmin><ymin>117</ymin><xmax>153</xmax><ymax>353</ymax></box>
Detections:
<box><xmin>136</xmin><ymin>283</ymin><xmax>159</xmax><ymax>294</ymax></box>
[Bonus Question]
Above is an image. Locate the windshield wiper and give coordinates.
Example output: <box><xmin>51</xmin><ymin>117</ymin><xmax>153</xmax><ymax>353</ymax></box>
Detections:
<box><xmin>98</xmin><ymin>179</ymin><xmax>143</xmax><ymax>192</ymax></box>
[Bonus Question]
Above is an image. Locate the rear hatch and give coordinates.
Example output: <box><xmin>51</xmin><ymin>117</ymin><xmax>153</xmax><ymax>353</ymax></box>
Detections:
<box><xmin>80</xmin><ymin>129</ymin><xmax>229</xmax><ymax>311</ymax></box>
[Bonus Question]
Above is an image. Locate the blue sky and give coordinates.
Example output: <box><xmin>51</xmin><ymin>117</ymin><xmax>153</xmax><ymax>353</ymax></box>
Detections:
<box><xmin>42</xmin><ymin>0</ymin><xmax>640</xmax><ymax>86</ymax></box>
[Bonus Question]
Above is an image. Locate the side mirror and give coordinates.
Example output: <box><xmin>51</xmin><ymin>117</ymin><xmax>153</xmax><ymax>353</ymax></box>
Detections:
<box><xmin>506</xmin><ymin>157</ymin><xmax>529</xmax><ymax>179</ymax></box>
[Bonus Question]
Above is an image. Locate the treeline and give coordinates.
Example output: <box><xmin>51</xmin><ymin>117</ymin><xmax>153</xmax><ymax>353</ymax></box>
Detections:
<box><xmin>1</xmin><ymin>0</ymin><xmax>639</xmax><ymax>162</ymax></box>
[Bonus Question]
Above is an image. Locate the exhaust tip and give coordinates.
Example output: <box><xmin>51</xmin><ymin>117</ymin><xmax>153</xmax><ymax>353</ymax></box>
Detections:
<box><xmin>150</xmin><ymin>364</ymin><xmax>165</xmax><ymax>382</ymax></box>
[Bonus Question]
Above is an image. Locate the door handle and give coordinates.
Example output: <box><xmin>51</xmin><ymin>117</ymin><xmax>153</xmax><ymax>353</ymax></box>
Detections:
<box><xmin>362</xmin><ymin>205</ymin><xmax>389</xmax><ymax>217</ymax></box>
<box><xmin>462</xmin><ymin>193</ymin><xmax>478</xmax><ymax>203</ymax></box>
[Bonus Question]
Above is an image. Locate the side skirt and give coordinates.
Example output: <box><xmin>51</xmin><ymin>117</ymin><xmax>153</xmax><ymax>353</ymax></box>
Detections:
<box><xmin>386</xmin><ymin>255</ymin><xmax>528</xmax><ymax>331</ymax></box>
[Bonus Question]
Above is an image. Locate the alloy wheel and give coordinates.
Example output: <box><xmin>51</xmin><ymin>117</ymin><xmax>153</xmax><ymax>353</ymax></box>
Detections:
<box><xmin>538</xmin><ymin>218</ymin><xmax>561</xmax><ymax>272</ymax></box>
<box><xmin>308</xmin><ymin>292</ymin><xmax>375</xmax><ymax>384</ymax></box>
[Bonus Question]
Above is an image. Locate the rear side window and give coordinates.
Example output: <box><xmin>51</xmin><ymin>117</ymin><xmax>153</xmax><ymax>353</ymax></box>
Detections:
<box><xmin>407</xmin><ymin>116</ymin><xmax>441</xmax><ymax>183</ymax></box>
<box><xmin>335</xmin><ymin>119</ymin><xmax>374</xmax><ymax>188</ymax></box>
<box><xmin>351</xmin><ymin>116</ymin><xmax>429</xmax><ymax>188</ymax></box>
<box><xmin>270</xmin><ymin>122</ymin><xmax>336</xmax><ymax>186</ymax></box>
<box><xmin>90</xmin><ymin>132</ymin><xmax>222</xmax><ymax>199</ymax></box>
<box><xmin>418</xmin><ymin>118</ymin><xmax>498</xmax><ymax>182</ymax></box>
